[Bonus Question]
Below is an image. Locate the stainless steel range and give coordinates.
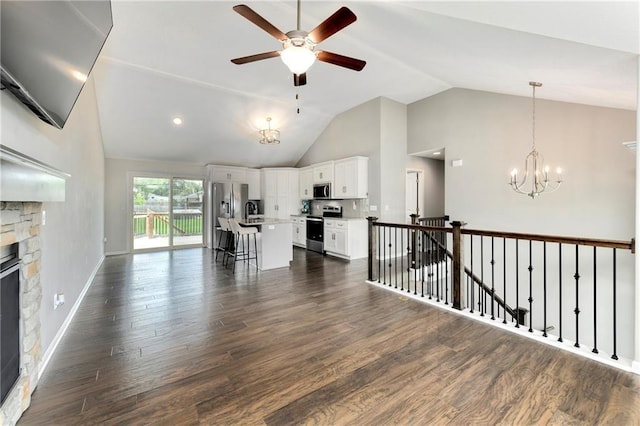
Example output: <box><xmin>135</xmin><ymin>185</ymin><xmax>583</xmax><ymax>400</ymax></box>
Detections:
<box><xmin>306</xmin><ymin>206</ymin><xmax>342</xmax><ymax>254</ymax></box>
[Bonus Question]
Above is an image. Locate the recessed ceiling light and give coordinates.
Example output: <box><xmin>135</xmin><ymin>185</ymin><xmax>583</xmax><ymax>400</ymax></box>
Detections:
<box><xmin>172</xmin><ymin>117</ymin><xmax>183</xmax><ymax>126</ymax></box>
<box><xmin>433</xmin><ymin>151</ymin><xmax>441</xmax><ymax>156</ymax></box>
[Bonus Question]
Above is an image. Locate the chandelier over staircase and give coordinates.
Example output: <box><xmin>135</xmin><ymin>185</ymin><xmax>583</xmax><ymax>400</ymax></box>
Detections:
<box><xmin>509</xmin><ymin>81</ymin><xmax>563</xmax><ymax>198</ymax></box>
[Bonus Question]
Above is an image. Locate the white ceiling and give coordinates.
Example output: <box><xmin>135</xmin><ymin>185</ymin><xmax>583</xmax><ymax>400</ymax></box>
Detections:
<box><xmin>93</xmin><ymin>1</ymin><xmax>639</xmax><ymax>167</ymax></box>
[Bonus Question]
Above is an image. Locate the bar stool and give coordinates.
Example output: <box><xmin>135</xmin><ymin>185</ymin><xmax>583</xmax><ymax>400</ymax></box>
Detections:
<box><xmin>215</xmin><ymin>217</ymin><xmax>233</xmax><ymax>264</ymax></box>
<box><xmin>228</xmin><ymin>218</ymin><xmax>259</xmax><ymax>272</ymax></box>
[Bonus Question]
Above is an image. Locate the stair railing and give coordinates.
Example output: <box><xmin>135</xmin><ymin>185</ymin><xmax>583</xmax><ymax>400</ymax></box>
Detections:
<box><xmin>367</xmin><ymin>216</ymin><xmax>635</xmax><ymax>362</ymax></box>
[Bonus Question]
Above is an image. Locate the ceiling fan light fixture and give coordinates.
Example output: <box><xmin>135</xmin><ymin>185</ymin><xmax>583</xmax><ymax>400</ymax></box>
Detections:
<box><xmin>280</xmin><ymin>40</ymin><xmax>316</xmax><ymax>75</ymax></box>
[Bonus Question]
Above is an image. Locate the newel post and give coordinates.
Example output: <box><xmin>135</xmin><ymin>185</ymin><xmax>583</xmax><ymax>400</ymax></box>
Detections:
<box><xmin>367</xmin><ymin>216</ymin><xmax>379</xmax><ymax>281</ymax></box>
<box><xmin>451</xmin><ymin>221</ymin><xmax>467</xmax><ymax>310</ymax></box>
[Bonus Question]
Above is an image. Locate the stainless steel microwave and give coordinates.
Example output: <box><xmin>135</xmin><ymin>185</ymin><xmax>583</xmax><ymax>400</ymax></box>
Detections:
<box><xmin>313</xmin><ymin>183</ymin><xmax>331</xmax><ymax>199</ymax></box>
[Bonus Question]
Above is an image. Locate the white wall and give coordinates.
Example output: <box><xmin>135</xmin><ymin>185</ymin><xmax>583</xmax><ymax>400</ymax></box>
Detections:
<box><xmin>104</xmin><ymin>158</ymin><xmax>205</xmax><ymax>254</ymax></box>
<box><xmin>1</xmin><ymin>77</ymin><xmax>105</xmax><ymax>357</ymax></box>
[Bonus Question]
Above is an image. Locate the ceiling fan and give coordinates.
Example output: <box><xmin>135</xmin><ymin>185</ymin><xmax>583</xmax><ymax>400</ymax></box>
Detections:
<box><xmin>230</xmin><ymin>0</ymin><xmax>366</xmax><ymax>86</ymax></box>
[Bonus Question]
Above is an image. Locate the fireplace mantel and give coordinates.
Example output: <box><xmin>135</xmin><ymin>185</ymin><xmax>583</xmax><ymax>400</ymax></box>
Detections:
<box><xmin>0</xmin><ymin>145</ymin><xmax>70</xmax><ymax>202</ymax></box>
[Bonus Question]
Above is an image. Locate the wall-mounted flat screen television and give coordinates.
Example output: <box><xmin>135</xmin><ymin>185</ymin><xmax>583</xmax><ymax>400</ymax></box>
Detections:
<box><xmin>1</xmin><ymin>1</ymin><xmax>113</xmax><ymax>129</ymax></box>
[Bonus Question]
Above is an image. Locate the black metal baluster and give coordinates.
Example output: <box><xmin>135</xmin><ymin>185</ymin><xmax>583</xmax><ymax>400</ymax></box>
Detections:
<box><xmin>377</xmin><ymin>226</ymin><xmax>381</xmax><ymax>283</ymax></box>
<box><xmin>430</xmin><ymin>230</ymin><xmax>435</xmax><ymax>299</ymax></box>
<box><xmin>543</xmin><ymin>242</ymin><xmax>547</xmax><ymax>337</ymax></box>
<box><xmin>419</xmin><ymin>229</ymin><xmax>424</xmax><ymax>297</ymax></box>
<box><xmin>558</xmin><ymin>243</ymin><xmax>563</xmax><ymax>342</ymax></box>
<box><xmin>503</xmin><ymin>238</ymin><xmax>507</xmax><ymax>324</ymax></box>
<box><xmin>407</xmin><ymin>228</ymin><xmax>412</xmax><ymax>293</ymax></box>
<box><xmin>515</xmin><ymin>239</ymin><xmax>520</xmax><ymax>328</ymax></box>
<box><xmin>400</xmin><ymin>229</ymin><xmax>404</xmax><ymax>291</ymax></box>
<box><xmin>383</xmin><ymin>226</ymin><xmax>386</xmax><ymax>285</ymax></box>
<box><xmin>592</xmin><ymin>247</ymin><xmax>598</xmax><ymax>354</ymax></box>
<box><xmin>411</xmin><ymin>230</ymin><xmax>418</xmax><ymax>296</ymax></box>
<box><xmin>426</xmin><ymin>230</ymin><xmax>431</xmax><ymax>299</ymax></box>
<box><xmin>436</xmin><ymin>230</ymin><xmax>441</xmax><ymax>302</ymax></box>
<box><xmin>470</xmin><ymin>236</ymin><xmax>475</xmax><ymax>314</ymax></box>
<box><xmin>574</xmin><ymin>244</ymin><xmax>580</xmax><ymax>348</ymax></box>
<box><xmin>480</xmin><ymin>236</ymin><xmax>485</xmax><ymax>316</ymax></box>
<box><xmin>445</xmin><ymin>232</ymin><xmax>449</xmax><ymax>305</ymax></box>
<box><xmin>394</xmin><ymin>228</ymin><xmax>398</xmax><ymax>288</ymax></box>
<box><xmin>490</xmin><ymin>237</ymin><xmax>495</xmax><ymax>320</ymax></box>
<box><xmin>612</xmin><ymin>248</ymin><xmax>618</xmax><ymax>360</ymax></box>
<box><xmin>388</xmin><ymin>228</ymin><xmax>392</xmax><ymax>287</ymax></box>
<box><xmin>528</xmin><ymin>240</ymin><xmax>533</xmax><ymax>332</ymax></box>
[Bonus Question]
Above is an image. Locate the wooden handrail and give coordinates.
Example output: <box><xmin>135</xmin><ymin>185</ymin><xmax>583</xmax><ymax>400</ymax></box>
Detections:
<box><xmin>371</xmin><ymin>221</ymin><xmax>634</xmax><ymax>252</ymax></box>
<box><xmin>461</xmin><ymin>228</ymin><xmax>634</xmax><ymax>252</ymax></box>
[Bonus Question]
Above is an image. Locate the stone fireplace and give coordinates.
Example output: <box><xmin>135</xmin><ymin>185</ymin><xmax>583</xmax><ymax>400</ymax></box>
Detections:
<box><xmin>0</xmin><ymin>202</ymin><xmax>43</xmax><ymax>424</ymax></box>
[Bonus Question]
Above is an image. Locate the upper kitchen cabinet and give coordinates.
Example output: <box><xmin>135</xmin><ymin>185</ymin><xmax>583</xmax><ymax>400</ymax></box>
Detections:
<box><xmin>246</xmin><ymin>169</ymin><xmax>261</xmax><ymax>200</ymax></box>
<box><xmin>261</xmin><ymin>168</ymin><xmax>299</xmax><ymax>219</ymax></box>
<box><xmin>334</xmin><ymin>156</ymin><xmax>368</xmax><ymax>199</ymax></box>
<box><xmin>299</xmin><ymin>167</ymin><xmax>313</xmax><ymax>200</ymax></box>
<box><xmin>208</xmin><ymin>165</ymin><xmax>247</xmax><ymax>183</ymax></box>
<box><xmin>313</xmin><ymin>161</ymin><xmax>334</xmax><ymax>184</ymax></box>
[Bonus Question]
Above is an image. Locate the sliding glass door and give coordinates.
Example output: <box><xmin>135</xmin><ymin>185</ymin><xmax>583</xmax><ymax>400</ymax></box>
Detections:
<box><xmin>132</xmin><ymin>176</ymin><xmax>204</xmax><ymax>251</ymax></box>
<box><xmin>172</xmin><ymin>178</ymin><xmax>204</xmax><ymax>247</ymax></box>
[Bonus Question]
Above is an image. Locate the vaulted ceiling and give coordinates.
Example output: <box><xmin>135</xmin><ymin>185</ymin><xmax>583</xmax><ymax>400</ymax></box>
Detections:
<box><xmin>93</xmin><ymin>1</ymin><xmax>639</xmax><ymax>167</ymax></box>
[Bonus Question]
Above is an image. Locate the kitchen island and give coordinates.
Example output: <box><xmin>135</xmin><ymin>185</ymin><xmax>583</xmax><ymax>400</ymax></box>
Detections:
<box><xmin>238</xmin><ymin>217</ymin><xmax>293</xmax><ymax>271</ymax></box>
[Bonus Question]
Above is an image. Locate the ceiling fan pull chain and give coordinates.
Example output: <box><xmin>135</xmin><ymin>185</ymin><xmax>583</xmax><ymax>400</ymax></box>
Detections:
<box><xmin>296</xmin><ymin>93</ymin><xmax>300</xmax><ymax>114</ymax></box>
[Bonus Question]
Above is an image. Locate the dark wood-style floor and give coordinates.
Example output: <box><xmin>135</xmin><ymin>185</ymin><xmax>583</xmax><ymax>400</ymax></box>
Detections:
<box><xmin>19</xmin><ymin>248</ymin><xmax>640</xmax><ymax>425</ymax></box>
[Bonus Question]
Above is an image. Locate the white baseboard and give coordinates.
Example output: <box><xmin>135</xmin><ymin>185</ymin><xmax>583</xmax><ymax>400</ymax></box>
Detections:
<box><xmin>105</xmin><ymin>250</ymin><xmax>128</xmax><ymax>256</ymax></box>
<box><xmin>38</xmin><ymin>255</ymin><xmax>105</xmax><ymax>380</ymax></box>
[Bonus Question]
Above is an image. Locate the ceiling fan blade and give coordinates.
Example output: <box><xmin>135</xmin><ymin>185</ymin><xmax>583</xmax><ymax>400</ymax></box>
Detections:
<box><xmin>316</xmin><ymin>51</ymin><xmax>366</xmax><ymax>71</ymax></box>
<box><xmin>231</xmin><ymin>51</ymin><xmax>280</xmax><ymax>65</ymax></box>
<box><xmin>293</xmin><ymin>73</ymin><xmax>307</xmax><ymax>87</ymax></box>
<box><xmin>233</xmin><ymin>4</ymin><xmax>287</xmax><ymax>41</ymax></box>
<box><xmin>308</xmin><ymin>7</ymin><xmax>357</xmax><ymax>43</ymax></box>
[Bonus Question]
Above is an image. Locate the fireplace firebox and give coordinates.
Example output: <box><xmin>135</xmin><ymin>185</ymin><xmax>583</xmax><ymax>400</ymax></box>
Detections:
<box><xmin>0</xmin><ymin>242</ymin><xmax>20</xmax><ymax>404</ymax></box>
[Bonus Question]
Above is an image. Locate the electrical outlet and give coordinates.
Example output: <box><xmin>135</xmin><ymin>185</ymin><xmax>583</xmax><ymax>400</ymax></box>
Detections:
<box><xmin>53</xmin><ymin>293</ymin><xmax>65</xmax><ymax>309</ymax></box>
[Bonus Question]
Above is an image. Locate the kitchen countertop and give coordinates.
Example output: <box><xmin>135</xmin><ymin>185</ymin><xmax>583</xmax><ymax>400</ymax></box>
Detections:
<box><xmin>239</xmin><ymin>217</ymin><xmax>293</xmax><ymax>226</ymax></box>
<box><xmin>290</xmin><ymin>215</ymin><xmax>366</xmax><ymax>221</ymax></box>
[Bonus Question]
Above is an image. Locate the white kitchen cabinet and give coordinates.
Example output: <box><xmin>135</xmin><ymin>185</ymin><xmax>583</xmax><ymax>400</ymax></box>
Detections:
<box><xmin>323</xmin><ymin>218</ymin><xmax>367</xmax><ymax>260</ymax></box>
<box><xmin>313</xmin><ymin>161</ymin><xmax>334</xmax><ymax>184</ymax></box>
<box><xmin>291</xmin><ymin>216</ymin><xmax>307</xmax><ymax>247</ymax></box>
<box><xmin>208</xmin><ymin>165</ymin><xmax>247</xmax><ymax>183</ymax></box>
<box><xmin>246</xmin><ymin>169</ymin><xmax>261</xmax><ymax>200</ymax></box>
<box><xmin>333</xmin><ymin>156</ymin><xmax>368</xmax><ymax>199</ymax></box>
<box><xmin>261</xmin><ymin>168</ymin><xmax>299</xmax><ymax>219</ymax></box>
<box><xmin>299</xmin><ymin>167</ymin><xmax>313</xmax><ymax>199</ymax></box>
<box><xmin>324</xmin><ymin>219</ymin><xmax>347</xmax><ymax>255</ymax></box>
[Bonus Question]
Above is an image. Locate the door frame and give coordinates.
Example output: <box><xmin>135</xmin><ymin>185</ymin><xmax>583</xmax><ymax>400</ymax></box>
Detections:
<box><xmin>127</xmin><ymin>172</ymin><xmax>207</xmax><ymax>253</ymax></box>
<box><xmin>405</xmin><ymin>169</ymin><xmax>425</xmax><ymax>222</ymax></box>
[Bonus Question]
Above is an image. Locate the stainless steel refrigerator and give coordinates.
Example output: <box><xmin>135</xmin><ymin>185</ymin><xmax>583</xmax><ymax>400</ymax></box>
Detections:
<box><xmin>211</xmin><ymin>182</ymin><xmax>248</xmax><ymax>247</ymax></box>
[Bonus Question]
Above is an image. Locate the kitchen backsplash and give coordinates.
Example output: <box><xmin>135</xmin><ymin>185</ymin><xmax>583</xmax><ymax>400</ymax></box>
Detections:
<box><xmin>308</xmin><ymin>199</ymin><xmax>368</xmax><ymax>218</ymax></box>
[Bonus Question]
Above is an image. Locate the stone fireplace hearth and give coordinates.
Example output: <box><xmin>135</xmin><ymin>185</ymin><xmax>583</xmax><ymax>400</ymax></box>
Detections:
<box><xmin>0</xmin><ymin>202</ymin><xmax>42</xmax><ymax>425</ymax></box>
